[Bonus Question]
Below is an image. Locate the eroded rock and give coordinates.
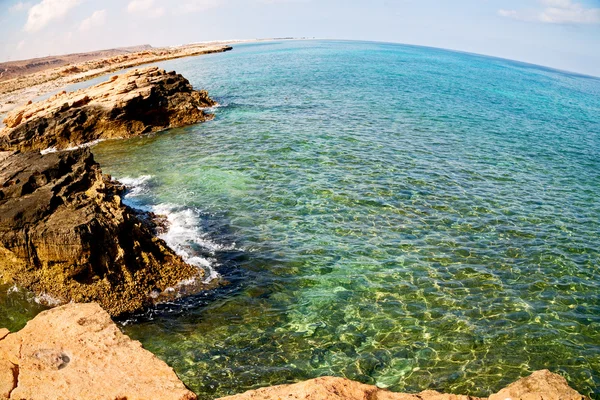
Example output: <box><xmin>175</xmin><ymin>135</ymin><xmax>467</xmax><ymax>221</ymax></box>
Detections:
<box><xmin>0</xmin><ymin>303</ymin><xmax>196</xmax><ymax>400</ymax></box>
<box><xmin>216</xmin><ymin>372</ymin><xmax>588</xmax><ymax>400</ymax></box>
<box><xmin>0</xmin><ymin>66</ymin><xmax>216</xmax><ymax>152</ymax></box>
<box><xmin>216</xmin><ymin>376</ymin><xmax>481</xmax><ymax>400</ymax></box>
<box><xmin>0</xmin><ymin>148</ymin><xmax>201</xmax><ymax>316</ymax></box>
<box><xmin>488</xmin><ymin>369</ymin><xmax>587</xmax><ymax>400</ymax></box>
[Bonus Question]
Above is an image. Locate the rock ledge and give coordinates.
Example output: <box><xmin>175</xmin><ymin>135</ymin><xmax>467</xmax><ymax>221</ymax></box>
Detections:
<box><xmin>0</xmin><ymin>66</ymin><xmax>216</xmax><ymax>152</ymax></box>
<box><xmin>0</xmin><ymin>303</ymin><xmax>196</xmax><ymax>400</ymax></box>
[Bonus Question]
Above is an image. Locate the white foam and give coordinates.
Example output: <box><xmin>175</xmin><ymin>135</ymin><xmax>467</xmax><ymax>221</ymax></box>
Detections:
<box><xmin>119</xmin><ymin>175</ymin><xmax>153</xmax><ymax>198</ymax></box>
<box><xmin>152</xmin><ymin>203</ymin><xmax>234</xmax><ymax>283</ymax></box>
<box><xmin>199</xmin><ymin>102</ymin><xmax>227</xmax><ymax>112</ymax></box>
<box><xmin>40</xmin><ymin>147</ymin><xmax>57</xmax><ymax>155</ymax></box>
<box><xmin>34</xmin><ymin>293</ymin><xmax>62</xmax><ymax>307</ymax></box>
<box><xmin>64</xmin><ymin>138</ymin><xmax>106</xmax><ymax>151</ymax></box>
<box><xmin>39</xmin><ymin>138</ymin><xmax>107</xmax><ymax>156</ymax></box>
<box><xmin>118</xmin><ymin>175</ymin><xmax>236</xmax><ymax>284</ymax></box>
<box><xmin>7</xmin><ymin>285</ymin><xmax>19</xmax><ymax>294</ymax></box>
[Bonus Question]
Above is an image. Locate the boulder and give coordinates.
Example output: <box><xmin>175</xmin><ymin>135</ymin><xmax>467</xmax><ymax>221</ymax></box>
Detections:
<box><xmin>0</xmin><ymin>303</ymin><xmax>196</xmax><ymax>400</ymax></box>
<box><xmin>488</xmin><ymin>370</ymin><xmax>588</xmax><ymax>400</ymax></box>
<box><xmin>217</xmin><ymin>372</ymin><xmax>588</xmax><ymax>400</ymax></box>
<box><xmin>0</xmin><ymin>66</ymin><xmax>216</xmax><ymax>152</ymax></box>
<box><xmin>0</xmin><ymin>148</ymin><xmax>201</xmax><ymax>316</ymax></box>
<box><xmin>216</xmin><ymin>376</ymin><xmax>480</xmax><ymax>400</ymax></box>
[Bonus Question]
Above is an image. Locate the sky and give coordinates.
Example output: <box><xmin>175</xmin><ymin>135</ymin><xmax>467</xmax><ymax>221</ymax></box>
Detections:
<box><xmin>0</xmin><ymin>0</ymin><xmax>599</xmax><ymax>77</ymax></box>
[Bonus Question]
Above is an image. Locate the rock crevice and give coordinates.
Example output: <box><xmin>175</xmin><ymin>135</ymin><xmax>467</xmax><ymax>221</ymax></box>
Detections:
<box><xmin>0</xmin><ymin>148</ymin><xmax>201</xmax><ymax>316</ymax></box>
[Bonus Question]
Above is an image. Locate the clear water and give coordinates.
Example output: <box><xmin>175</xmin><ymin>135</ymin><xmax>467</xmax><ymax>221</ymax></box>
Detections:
<box><xmin>2</xmin><ymin>40</ymin><xmax>600</xmax><ymax>399</ymax></box>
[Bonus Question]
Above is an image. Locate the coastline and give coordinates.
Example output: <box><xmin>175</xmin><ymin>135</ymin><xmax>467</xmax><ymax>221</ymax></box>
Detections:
<box><xmin>0</xmin><ymin>39</ymin><xmax>597</xmax><ymax>399</ymax></box>
<box><xmin>0</xmin><ymin>38</ymin><xmax>303</xmax><ymax>120</ymax></box>
<box><xmin>0</xmin><ymin>303</ymin><xmax>589</xmax><ymax>400</ymax></box>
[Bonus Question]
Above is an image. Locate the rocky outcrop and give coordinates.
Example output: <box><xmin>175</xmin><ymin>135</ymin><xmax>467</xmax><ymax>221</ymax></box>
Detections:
<box><xmin>216</xmin><ymin>377</ymin><xmax>479</xmax><ymax>400</ymax></box>
<box><xmin>488</xmin><ymin>370</ymin><xmax>587</xmax><ymax>400</ymax></box>
<box><xmin>0</xmin><ymin>304</ymin><xmax>588</xmax><ymax>400</ymax></box>
<box><xmin>0</xmin><ymin>303</ymin><xmax>196</xmax><ymax>400</ymax></box>
<box><xmin>217</xmin><ymin>372</ymin><xmax>588</xmax><ymax>400</ymax></box>
<box><xmin>0</xmin><ymin>66</ymin><xmax>216</xmax><ymax>152</ymax></box>
<box><xmin>0</xmin><ymin>148</ymin><xmax>201</xmax><ymax>316</ymax></box>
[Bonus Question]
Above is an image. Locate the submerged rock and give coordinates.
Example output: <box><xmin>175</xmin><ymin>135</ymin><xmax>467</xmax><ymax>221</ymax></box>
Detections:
<box><xmin>0</xmin><ymin>66</ymin><xmax>216</xmax><ymax>152</ymax></box>
<box><xmin>0</xmin><ymin>148</ymin><xmax>201</xmax><ymax>316</ymax></box>
<box><xmin>216</xmin><ymin>372</ymin><xmax>588</xmax><ymax>400</ymax></box>
<box><xmin>0</xmin><ymin>303</ymin><xmax>196</xmax><ymax>400</ymax></box>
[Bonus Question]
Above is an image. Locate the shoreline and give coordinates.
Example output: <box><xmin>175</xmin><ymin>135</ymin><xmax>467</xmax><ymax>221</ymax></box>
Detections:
<box><xmin>0</xmin><ymin>38</ymin><xmax>304</xmax><ymax>120</ymax></box>
<box><xmin>0</xmin><ymin>40</ymin><xmax>595</xmax><ymax>400</ymax></box>
<box><xmin>0</xmin><ymin>303</ymin><xmax>590</xmax><ymax>400</ymax></box>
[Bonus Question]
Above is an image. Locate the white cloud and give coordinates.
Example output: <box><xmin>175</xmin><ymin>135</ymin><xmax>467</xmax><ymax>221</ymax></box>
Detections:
<box><xmin>176</xmin><ymin>0</ymin><xmax>221</xmax><ymax>12</ymax></box>
<box><xmin>79</xmin><ymin>9</ymin><xmax>107</xmax><ymax>32</ymax></box>
<box><xmin>9</xmin><ymin>1</ymin><xmax>32</xmax><ymax>12</ymax></box>
<box><xmin>499</xmin><ymin>0</ymin><xmax>600</xmax><ymax>24</ymax></box>
<box><xmin>127</xmin><ymin>0</ymin><xmax>165</xmax><ymax>18</ymax></box>
<box><xmin>16</xmin><ymin>40</ymin><xmax>26</xmax><ymax>50</ymax></box>
<box><xmin>498</xmin><ymin>9</ymin><xmax>519</xmax><ymax>18</ymax></box>
<box><xmin>24</xmin><ymin>0</ymin><xmax>81</xmax><ymax>32</ymax></box>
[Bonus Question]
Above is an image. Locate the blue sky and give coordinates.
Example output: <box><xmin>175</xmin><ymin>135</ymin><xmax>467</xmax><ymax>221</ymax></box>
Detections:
<box><xmin>1</xmin><ymin>0</ymin><xmax>599</xmax><ymax>76</ymax></box>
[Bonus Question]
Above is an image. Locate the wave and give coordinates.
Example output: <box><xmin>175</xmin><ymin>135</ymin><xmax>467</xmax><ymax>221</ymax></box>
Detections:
<box><xmin>118</xmin><ymin>175</ymin><xmax>153</xmax><ymax>198</ymax></box>
<box><xmin>40</xmin><ymin>138</ymin><xmax>109</xmax><ymax>155</ymax></box>
<box><xmin>119</xmin><ymin>175</ymin><xmax>236</xmax><ymax>284</ymax></box>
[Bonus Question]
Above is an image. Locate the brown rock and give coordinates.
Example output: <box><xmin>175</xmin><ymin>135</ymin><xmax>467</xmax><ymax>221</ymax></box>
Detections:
<box><xmin>488</xmin><ymin>370</ymin><xmax>588</xmax><ymax>400</ymax></box>
<box><xmin>0</xmin><ymin>66</ymin><xmax>216</xmax><ymax>152</ymax></box>
<box><xmin>0</xmin><ymin>303</ymin><xmax>197</xmax><ymax>400</ymax></box>
<box><xmin>216</xmin><ymin>376</ymin><xmax>479</xmax><ymax>400</ymax></box>
<box><xmin>217</xmin><ymin>371</ymin><xmax>587</xmax><ymax>400</ymax></box>
<box><xmin>0</xmin><ymin>148</ymin><xmax>202</xmax><ymax>316</ymax></box>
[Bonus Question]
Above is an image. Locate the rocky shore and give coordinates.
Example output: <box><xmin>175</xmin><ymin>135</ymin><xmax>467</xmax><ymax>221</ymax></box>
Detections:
<box><xmin>0</xmin><ymin>149</ymin><xmax>203</xmax><ymax>316</ymax></box>
<box><xmin>0</xmin><ymin>303</ymin><xmax>589</xmax><ymax>400</ymax></box>
<box><xmin>0</xmin><ymin>42</ymin><xmax>232</xmax><ymax>116</ymax></box>
<box><xmin>0</xmin><ymin>65</ymin><xmax>220</xmax><ymax>315</ymax></box>
<box><xmin>0</xmin><ymin>52</ymin><xmax>590</xmax><ymax>399</ymax></box>
<box><xmin>0</xmin><ymin>67</ymin><xmax>215</xmax><ymax>152</ymax></box>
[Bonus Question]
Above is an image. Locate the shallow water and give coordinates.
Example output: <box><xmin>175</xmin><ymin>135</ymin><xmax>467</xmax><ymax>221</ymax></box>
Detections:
<box><xmin>2</xmin><ymin>41</ymin><xmax>599</xmax><ymax>399</ymax></box>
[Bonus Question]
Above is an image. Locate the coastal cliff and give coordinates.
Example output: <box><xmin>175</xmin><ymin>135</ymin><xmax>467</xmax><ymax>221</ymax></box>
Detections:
<box><xmin>0</xmin><ymin>66</ymin><xmax>215</xmax><ymax>152</ymax></box>
<box><xmin>0</xmin><ymin>304</ymin><xmax>588</xmax><ymax>400</ymax></box>
<box><xmin>0</xmin><ymin>148</ymin><xmax>202</xmax><ymax>316</ymax></box>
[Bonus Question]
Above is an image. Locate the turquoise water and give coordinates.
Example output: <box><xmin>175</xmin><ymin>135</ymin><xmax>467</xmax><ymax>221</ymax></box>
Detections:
<box><xmin>3</xmin><ymin>40</ymin><xmax>600</xmax><ymax>399</ymax></box>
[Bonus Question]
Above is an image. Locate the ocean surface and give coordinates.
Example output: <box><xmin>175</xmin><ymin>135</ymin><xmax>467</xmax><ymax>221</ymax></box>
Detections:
<box><xmin>2</xmin><ymin>40</ymin><xmax>599</xmax><ymax>399</ymax></box>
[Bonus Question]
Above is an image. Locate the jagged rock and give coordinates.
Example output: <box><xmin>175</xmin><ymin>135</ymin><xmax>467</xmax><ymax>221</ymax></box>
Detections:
<box><xmin>0</xmin><ymin>66</ymin><xmax>216</xmax><ymax>152</ymax></box>
<box><xmin>488</xmin><ymin>370</ymin><xmax>588</xmax><ymax>400</ymax></box>
<box><xmin>0</xmin><ymin>148</ymin><xmax>201</xmax><ymax>316</ymax></box>
<box><xmin>216</xmin><ymin>376</ymin><xmax>481</xmax><ymax>400</ymax></box>
<box><xmin>0</xmin><ymin>303</ymin><xmax>197</xmax><ymax>400</ymax></box>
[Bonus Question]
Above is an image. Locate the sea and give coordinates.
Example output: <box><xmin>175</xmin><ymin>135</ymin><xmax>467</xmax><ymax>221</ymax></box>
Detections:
<box><xmin>1</xmin><ymin>40</ymin><xmax>599</xmax><ymax>399</ymax></box>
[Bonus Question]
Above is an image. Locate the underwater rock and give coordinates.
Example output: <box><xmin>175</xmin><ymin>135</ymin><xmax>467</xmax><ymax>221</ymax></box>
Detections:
<box><xmin>0</xmin><ymin>303</ymin><xmax>196</xmax><ymax>400</ymax></box>
<box><xmin>0</xmin><ymin>66</ymin><xmax>216</xmax><ymax>152</ymax></box>
<box><xmin>0</xmin><ymin>148</ymin><xmax>201</xmax><ymax>316</ymax></box>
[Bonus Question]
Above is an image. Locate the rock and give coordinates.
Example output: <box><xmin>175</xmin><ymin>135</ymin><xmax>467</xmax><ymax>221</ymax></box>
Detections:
<box><xmin>217</xmin><ymin>372</ymin><xmax>587</xmax><ymax>400</ymax></box>
<box><xmin>0</xmin><ymin>303</ymin><xmax>197</xmax><ymax>400</ymax></box>
<box><xmin>0</xmin><ymin>148</ymin><xmax>202</xmax><ymax>316</ymax></box>
<box><xmin>216</xmin><ymin>376</ymin><xmax>480</xmax><ymax>400</ymax></box>
<box><xmin>0</xmin><ymin>66</ymin><xmax>216</xmax><ymax>152</ymax></box>
<box><xmin>488</xmin><ymin>370</ymin><xmax>588</xmax><ymax>400</ymax></box>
